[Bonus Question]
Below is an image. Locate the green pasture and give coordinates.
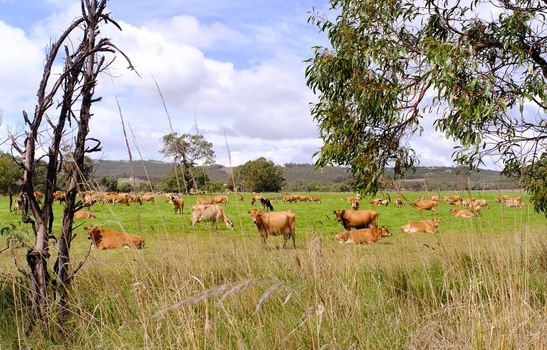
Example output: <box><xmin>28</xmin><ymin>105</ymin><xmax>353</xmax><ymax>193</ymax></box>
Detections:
<box><xmin>0</xmin><ymin>191</ymin><xmax>545</xmax><ymax>349</ymax></box>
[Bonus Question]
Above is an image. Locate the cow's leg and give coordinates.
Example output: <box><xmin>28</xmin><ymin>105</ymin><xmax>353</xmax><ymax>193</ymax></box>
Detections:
<box><xmin>291</xmin><ymin>233</ymin><xmax>296</xmax><ymax>249</ymax></box>
<box><xmin>261</xmin><ymin>234</ymin><xmax>269</xmax><ymax>249</ymax></box>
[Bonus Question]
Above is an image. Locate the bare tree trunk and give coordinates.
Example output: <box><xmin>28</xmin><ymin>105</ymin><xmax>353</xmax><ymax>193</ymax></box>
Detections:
<box><xmin>10</xmin><ymin>0</ymin><xmax>135</xmax><ymax>330</ymax></box>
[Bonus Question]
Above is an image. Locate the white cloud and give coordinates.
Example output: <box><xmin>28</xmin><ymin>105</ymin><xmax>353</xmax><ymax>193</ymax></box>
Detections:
<box><xmin>0</xmin><ymin>1</ymin><xmax>470</xmax><ymax>170</ymax></box>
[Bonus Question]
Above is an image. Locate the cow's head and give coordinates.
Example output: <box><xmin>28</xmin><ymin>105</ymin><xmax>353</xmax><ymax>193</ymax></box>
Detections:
<box><xmin>333</xmin><ymin>210</ymin><xmax>344</xmax><ymax>223</ymax></box>
<box><xmin>379</xmin><ymin>226</ymin><xmax>392</xmax><ymax>237</ymax></box>
<box><xmin>84</xmin><ymin>225</ymin><xmax>102</xmax><ymax>243</ymax></box>
<box><xmin>334</xmin><ymin>231</ymin><xmax>349</xmax><ymax>242</ymax></box>
<box><xmin>248</xmin><ymin>209</ymin><xmax>262</xmax><ymax>224</ymax></box>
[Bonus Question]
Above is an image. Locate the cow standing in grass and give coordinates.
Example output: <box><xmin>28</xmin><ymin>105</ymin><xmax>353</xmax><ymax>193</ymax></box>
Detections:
<box><xmin>191</xmin><ymin>204</ymin><xmax>234</xmax><ymax>229</ymax></box>
<box><xmin>171</xmin><ymin>195</ymin><xmax>184</xmax><ymax>214</ymax></box>
<box><xmin>334</xmin><ymin>210</ymin><xmax>378</xmax><ymax>230</ymax></box>
<box><xmin>260</xmin><ymin>197</ymin><xmax>274</xmax><ymax>211</ymax></box>
<box><xmin>249</xmin><ymin>209</ymin><xmax>296</xmax><ymax>248</ymax></box>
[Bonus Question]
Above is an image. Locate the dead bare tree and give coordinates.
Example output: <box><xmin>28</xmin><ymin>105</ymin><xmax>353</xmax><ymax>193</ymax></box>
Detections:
<box><xmin>9</xmin><ymin>0</ymin><xmax>135</xmax><ymax>329</ymax></box>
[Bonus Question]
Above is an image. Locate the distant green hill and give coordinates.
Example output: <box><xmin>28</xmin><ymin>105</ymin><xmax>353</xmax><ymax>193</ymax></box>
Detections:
<box><xmin>91</xmin><ymin>160</ymin><xmax>518</xmax><ymax>192</ymax></box>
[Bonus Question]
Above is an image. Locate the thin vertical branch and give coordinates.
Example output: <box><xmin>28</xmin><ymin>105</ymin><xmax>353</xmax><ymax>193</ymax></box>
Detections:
<box><xmin>153</xmin><ymin>76</ymin><xmax>187</xmax><ymax>195</ymax></box>
<box><xmin>116</xmin><ymin>97</ymin><xmax>141</xmax><ymax>233</ymax></box>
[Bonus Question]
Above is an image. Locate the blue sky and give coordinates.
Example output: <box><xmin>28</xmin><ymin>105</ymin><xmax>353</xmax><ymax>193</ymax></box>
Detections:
<box><xmin>0</xmin><ymin>0</ymin><xmax>467</xmax><ymax>168</ymax></box>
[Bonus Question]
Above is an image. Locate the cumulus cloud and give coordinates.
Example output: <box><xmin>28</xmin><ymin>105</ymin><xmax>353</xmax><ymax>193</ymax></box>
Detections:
<box><xmin>0</xmin><ymin>1</ymin><xmax>472</xmax><ymax>169</ymax></box>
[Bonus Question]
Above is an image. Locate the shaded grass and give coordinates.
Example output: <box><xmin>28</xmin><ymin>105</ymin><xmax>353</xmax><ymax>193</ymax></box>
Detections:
<box><xmin>0</xmin><ymin>192</ymin><xmax>545</xmax><ymax>349</ymax></box>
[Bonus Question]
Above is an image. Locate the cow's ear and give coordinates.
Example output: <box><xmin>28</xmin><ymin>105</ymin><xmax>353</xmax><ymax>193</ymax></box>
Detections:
<box><xmin>333</xmin><ymin>210</ymin><xmax>336</xmax><ymax>214</ymax></box>
<box><xmin>84</xmin><ymin>226</ymin><xmax>88</xmax><ymax>231</ymax></box>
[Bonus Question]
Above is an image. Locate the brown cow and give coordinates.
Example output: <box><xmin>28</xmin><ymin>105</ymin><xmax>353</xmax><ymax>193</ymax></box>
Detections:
<box><xmin>395</xmin><ymin>196</ymin><xmax>404</xmax><ymax>207</ymax></box>
<box><xmin>444</xmin><ymin>195</ymin><xmax>462</xmax><ymax>205</ymax></box>
<box><xmin>471</xmin><ymin>199</ymin><xmax>488</xmax><ymax>208</ymax></box>
<box><xmin>311</xmin><ymin>196</ymin><xmax>321</xmax><ymax>203</ymax></box>
<box><xmin>496</xmin><ymin>195</ymin><xmax>510</xmax><ymax>203</ymax></box>
<box><xmin>350</xmin><ymin>200</ymin><xmax>359</xmax><ymax>210</ymax></box>
<box><xmin>249</xmin><ymin>209</ymin><xmax>296</xmax><ymax>248</ymax></box>
<box><xmin>74</xmin><ymin>210</ymin><xmax>96</xmax><ymax>219</ymax></box>
<box><xmin>191</xmin><ymin>204</ymin><xmax>234</xmax><ymax>229</ymax></box>
<box><xmin>400</xmin><ymin>219</ymin><xmax>440</xmax><ymax>233</ymax></box>
<box><xmin>85</xmin><ymin>226</ymin><xmax>145</xmax><ymax>249</ymax></box>
<box><xmin>347</xmin><ymin>195</ymin><xmax>361</xmax><ymax>204</ymax></box>
<box><xmin>503</xmin><ymin>197</ymin><xmax>523</xmax><ymax>208</ymax></box>
<box><xmin>54</xmin><ymin>191</ymin><xmax>66</xmax><ymax>203</ymax></box>
<box><xmin>282</xmin><ymin>195</ymin><xmax>298</xmax><ymax>203</ymax></box>
<box><xmin>450</xmin><ymin>209</ymin><xmax>474</xmax><ymax>218</ymax></box>
<box><xmin>370</xmin><ymin>198</ymin><xmax>389</xmax><ymax>206</ymax></box>
<box><xmin>34</xmin><ymin>191</ymin><xmax>44</xmax><ymax>202</ymax></box>
<box><xmin>411</xmin><ymin>199</ymin><xmax>439</xmax><ymax>212</ymax></box>
<box><xmin>333</xmin><ymin>210</ymin><xmax>378</xmax><ymax>230</ymax></box>
<box><xmin>140</xmin><ymin>193</ymin><xmax>155</xmax><ymax>202</ymax></box>
<box><xmin>171</xmin><ymin>195</ymin><xmax>184</xmax><ymax>214</ymax></box>
<box><xmin>212</xmin><ymin>195</ymin><xmax>229</xmax><ymax>204</ymax></box>
<box><xmin>251</xmin><ymin>195</ymin><xmax>264</xmax><ymax>205</ymax></box>
<box><xmin>196</xmin><ymin>197</ymin><xmax>213</xmax><ymax>205</ymax></box>
<box><xmin>334</xmin><ymin>226</ymin><xmax>392</xmax><ymax>244</ymax></box>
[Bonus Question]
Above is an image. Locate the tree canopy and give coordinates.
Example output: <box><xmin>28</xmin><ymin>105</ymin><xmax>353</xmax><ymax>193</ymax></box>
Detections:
<box><xmin>160</xmin><ymin>133</ymin><xmax>215</xmax><ymax>167</ymax></box>
<box><xmin>235</xmin><ymin>157</ymin><xmax>285</xmax><ymax>192</ymax></box>
<box><xmin>160</xmin><ymin>132</ymin><xmax>215</xmax><ymax>192</ymax></box>
<box><xmin>306</xmin><ymin>0</ymin><xmax>546</xmax><ymax>213</ymax></box>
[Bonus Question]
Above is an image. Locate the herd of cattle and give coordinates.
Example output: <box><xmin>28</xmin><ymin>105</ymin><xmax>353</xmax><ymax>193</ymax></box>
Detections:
<box><xmin>7</xmin><ymin>190</ymin><xmax>526</xmax><ymax>250</ymax></box>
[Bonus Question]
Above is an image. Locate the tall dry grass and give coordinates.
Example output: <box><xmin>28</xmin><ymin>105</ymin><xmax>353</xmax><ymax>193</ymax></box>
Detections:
<box><xmin>2</xmin><ymin>227</ymin><xmax>545</xmax><ymax>349</ymax></box>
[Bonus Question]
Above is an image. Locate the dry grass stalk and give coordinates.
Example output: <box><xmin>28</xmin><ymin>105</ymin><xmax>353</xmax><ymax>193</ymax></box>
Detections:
<box><xmin>153</xmin><ymin>279</ymin><xmax>259</xmax><ymax>318</ymax></box>
<box><xmin>253</xmin><ymin>281</ymin><xmax>295</xmax><ymax>315</ymax></box>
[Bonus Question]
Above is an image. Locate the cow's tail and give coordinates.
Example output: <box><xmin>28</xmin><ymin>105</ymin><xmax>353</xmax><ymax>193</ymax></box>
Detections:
<box><xmin>8</xmin><ymin>190</ymin><xmax>13</xmax><ymax>213</ymax></box>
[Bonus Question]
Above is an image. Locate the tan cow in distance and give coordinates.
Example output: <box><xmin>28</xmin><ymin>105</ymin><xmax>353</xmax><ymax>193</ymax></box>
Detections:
<box><xmin>282</xmin><ymin>195</ymin><xmax>297</xmax><ymax>203</ymax></box>
<box><xmin>444</xmin><ymin>195</ymin><xmax>462</xmax><ymax>205</ymax></box>
<box><xmin>400</xmin><ymin>219</ymin><xmax>440</xmax><ymax>233</ymax></box>
<box><xmin>191</xmin><ymin>204</ymin><xmax>234</xmax><ymax>229</ymax></box>
<box><xmin>86</xmin><ymin>226</ymin><xmax>145</xmax><ymax>249</ymax></box>
<box><xmin>74</xmin><ymin>210</ymin><xmax>96</xmax><ymax>219</ymax></box>
<box><xmin>450</xmin><ymin>209</ymin><xmax>474</xmax><ymax>218</ymax></box>
<box><xmin>212</xmin><ymin>195</ymin><xmax>229</xmax><ymax>204</ymax></box>
<box><xmin>335</xmin><ymin>226</ymin><xmax>392</xmax><ymax>244</ymax></box>
<box><xmin>171</xmin><ymin>195</ymin><xmax>184</xmax><ymax>214</ymax></box>
<box><xmin>411</xmin><ymin>199</ymin><xmax>439</xmax><ymax>212</ymax></box>
<box><xmin>370</xmin><ymin>198</ymin><xmax>389</xmax><ymax>206</ymax></box>
<box><xmin>196</xmin><ymin>197</ymin><xmax>214</xmax><ymax>205</ymax></box>
<box><xmin>54</xmin><ymin>191</ymin><xmax>66</xmax><ymax>203</ymax></box>
<box><xmin>250</xmin><ymin>195</ymin><xmax>264</xmax><ymax>205</ymax></box>
<box><xmin>249</xmin><ymin>209</ymin><xmax>296</xmax><ymax>248</ymax></box>
<box><xmin>503</xmin><ymin>197</ymin><xmax>523</xmax><ymax>208</ymax></box>
<box><xmin>334</xmin><ymin>210</ymin><xmax>378</xmax><ymax>230</ymax></box>
<box><xmin>139</xmin><ymin>193</ymin><xmax>155</xmax><ymax>202</ymax></box>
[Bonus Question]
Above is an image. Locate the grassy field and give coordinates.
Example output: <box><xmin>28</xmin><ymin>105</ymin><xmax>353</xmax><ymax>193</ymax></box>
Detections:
<box><xmin>0</xmin><ymin>191</ymin><xmax>545</xmax><ymax>349</ymax></box>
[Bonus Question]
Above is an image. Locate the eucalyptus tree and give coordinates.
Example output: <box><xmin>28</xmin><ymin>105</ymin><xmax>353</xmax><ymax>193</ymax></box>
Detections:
<box><xmin>306</xmin><ymin>0</ymin><xmax>546</xmax><ymax>213</ymax></box>
<box><xmin>160</xmin><ymin>132</ymin><xmax>215</xmax><ymax>192</ymax></box>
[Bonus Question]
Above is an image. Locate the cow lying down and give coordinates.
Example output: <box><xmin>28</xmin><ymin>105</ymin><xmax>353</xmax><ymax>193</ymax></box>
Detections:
<box><xmin>86</xmin><ymin>226</ymin><xmax>145</xmax><ymax>249</ymax></box>
<box><xmin>74</xmin><ymin>210</ymin><xmax>96</xmax><ymax>219</ymax></box>
<box><xmin>335</xmin><ymin>226</ymin><xmax>392</xmax><ymax>244</ymax></box>
<box><xmin>400</xmin><ymin>219</ymin><xmax>440</xmax><ymax>233</ymax></box>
